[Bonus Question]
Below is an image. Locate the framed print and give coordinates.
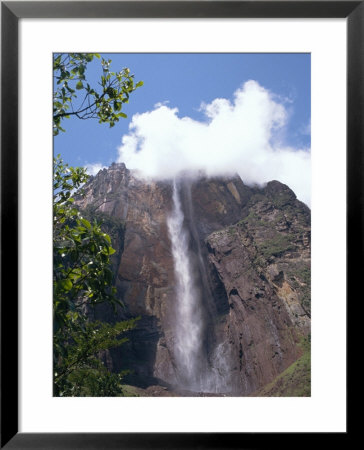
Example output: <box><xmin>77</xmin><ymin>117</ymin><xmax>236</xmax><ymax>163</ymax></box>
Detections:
<box><xmin>1</xmin><ymin>1</ymin><xmax>358</xmax><ymax>448</ymax></box>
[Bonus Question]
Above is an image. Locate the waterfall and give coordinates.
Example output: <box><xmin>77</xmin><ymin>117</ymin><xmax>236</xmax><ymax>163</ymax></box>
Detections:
<box><xmin>167</xmin><ymin>179</ymin><xmax>204</xmax><ymax>390</ymax></box>
<box><xmin>167</xmin><ymin>178</ymin><xmax>232</xmax><ymax>393</ymax></box>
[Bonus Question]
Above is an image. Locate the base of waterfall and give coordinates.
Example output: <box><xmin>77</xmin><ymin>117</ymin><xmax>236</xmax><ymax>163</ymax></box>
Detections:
<box><xmin>121</xmin><ymin>384</ymin><xmax>238</xmax><ymax>397</ymax></box>
<box><xmin>121</xmin><ymin>342</ymin><xmax>310</xmax><ymax>397</ymax></box>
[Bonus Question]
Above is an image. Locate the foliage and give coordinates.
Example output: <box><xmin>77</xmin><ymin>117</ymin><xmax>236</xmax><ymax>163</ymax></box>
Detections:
<box><xmin>54</xmin><ymin>317</ymin><xmax>137</xmax><ymax>396</ymax></box>
<box><xmin>53</xmin><ymin>156</ymin><xmax>138</xmax><ymax>396</ymax></box>
<box><xmin>53</xmin><ymin>156</ymin><xmax>119</xmax><ymax>331</ymax></box>
<box><xmin>83</xmin><ymin>205</ymin><xmax>125</xmax><ymax>243</ymax></box>
<box><xmin>53</xmin><ymin>53</ymin><xmax>143</xmax><ymax>136</ymax></box>
<box><xmin>238</xmin><ymin>211</ymin><xmax>269</xmax><ymax>228</ymax></box>
<box><xmin>257</xmin><ymin>233</ymin><xmax>295</xmax><ymax>259</ymax></box>
<box><xmin>53</xmin><ymin>52</ymin><xmax>142</xmax><ymax>396</ymax></box>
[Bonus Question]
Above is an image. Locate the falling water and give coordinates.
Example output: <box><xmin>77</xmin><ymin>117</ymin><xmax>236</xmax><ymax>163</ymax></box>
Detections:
<box><xmin>167</xmin><ymin>179</ymin><xmax>232</xmax><ymax>393</ymax></box>
<box><xmin>167</xmin><ymin>179</ymin><xmax>204</xmax><ymax>390</ymax></box>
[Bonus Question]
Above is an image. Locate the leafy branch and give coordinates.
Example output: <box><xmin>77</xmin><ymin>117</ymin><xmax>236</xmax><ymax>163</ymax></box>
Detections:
<box><xmin>53</xmin><ymin>53</ymin><xmax>142</xmax><ymax>397</ymax></box>
<box><xmin>53</xmin><ymin>53</ymin><xmax>143</xmax><ymax>135</ymax></box>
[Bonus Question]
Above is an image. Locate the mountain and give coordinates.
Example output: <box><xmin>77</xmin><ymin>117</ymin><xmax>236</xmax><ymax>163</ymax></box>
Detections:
<box><xmin>74</xmin><ymin>162</ymin><xmax>311</xmax><ymax>396</ymax></box>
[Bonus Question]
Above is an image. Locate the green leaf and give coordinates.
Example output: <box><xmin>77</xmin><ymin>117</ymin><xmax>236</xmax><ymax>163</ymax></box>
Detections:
<box><xmin>114</xmin><ymin>101</ymin><xmax>121</xmax><ymax>112</ymax></box>
<box><xmin>80</xmin><ymin>218</ymin><xmax>91</xmax><ymax>229</ymax></box>
<box><xmin>76</xmin><ymin>81</ymin><xmax>83</xmax><ymax>90</ymax></box>
<box><xmin>59</xmin><ymin>279</ymin><xmax>73</xmax><ymax>292</ymax></box>
<box><xmin>54</xmin><ymin>55</ymin><xmax>62</xmax><ymax>67</ymax></box>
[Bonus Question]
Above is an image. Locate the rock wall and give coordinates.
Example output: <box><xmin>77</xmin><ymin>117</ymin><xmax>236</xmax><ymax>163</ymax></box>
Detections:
<box><xmin>75</xmin><ymin>163</ymin><xmax>311</xmax><ymax>395</ymax></box>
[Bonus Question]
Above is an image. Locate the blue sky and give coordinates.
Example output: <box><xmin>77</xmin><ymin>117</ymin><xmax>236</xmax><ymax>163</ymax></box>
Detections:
<box><xmin>54</xmin><ymin>53</ymin><xmax>311</xmax><ymax>204</ymax></box>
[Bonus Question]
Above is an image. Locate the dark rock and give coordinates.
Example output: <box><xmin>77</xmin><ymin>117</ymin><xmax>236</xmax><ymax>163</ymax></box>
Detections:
<box><xmin>75</xmin><ymin>164</ymin><xmax>311</xmax><ymax>395</ymax></box>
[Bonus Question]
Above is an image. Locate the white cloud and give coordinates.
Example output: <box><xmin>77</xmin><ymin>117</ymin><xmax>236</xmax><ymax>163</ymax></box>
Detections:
<box><xmin>85</xmin><ymin>162</ymin><xmax>106</xmax><ymax>176</ymax></box>
<box><xmin>117</xmin><ymin>80</ymin><xmax>311</xmax><ymax>206</ymax></box>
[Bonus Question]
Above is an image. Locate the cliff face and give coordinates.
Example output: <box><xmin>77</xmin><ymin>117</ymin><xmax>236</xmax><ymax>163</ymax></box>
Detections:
<box><xmin>75</xmin><ymin>163</ymin><xmax>310</xmax><ymax>395</ymax></box>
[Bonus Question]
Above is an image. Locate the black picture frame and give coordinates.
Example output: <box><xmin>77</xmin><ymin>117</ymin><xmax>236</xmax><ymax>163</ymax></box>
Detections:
<box><xmin>1</xmin><ymin>1</ymin><xmax>357</xmax><ymax>448</ymax></box>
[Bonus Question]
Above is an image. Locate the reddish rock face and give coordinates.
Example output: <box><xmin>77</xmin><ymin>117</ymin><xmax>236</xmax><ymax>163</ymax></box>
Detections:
<box><xmin>75</xmin><ymin>163</ymin><xmax>311</xmax><ymax>395</ymax></box>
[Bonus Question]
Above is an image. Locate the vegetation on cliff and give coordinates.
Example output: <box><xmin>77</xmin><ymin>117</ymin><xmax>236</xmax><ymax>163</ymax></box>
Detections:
<box><xmin>251</xmin><ymin>336</ymin><xmax>311</xmax><ymax>396</ymax></box>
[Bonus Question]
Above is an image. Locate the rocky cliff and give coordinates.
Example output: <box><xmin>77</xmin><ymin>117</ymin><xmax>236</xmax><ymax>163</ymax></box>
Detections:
<box><xmin>75</xmin><ymin>162</ymin><xmax>311</xmax><ymax>396</ymax></box>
